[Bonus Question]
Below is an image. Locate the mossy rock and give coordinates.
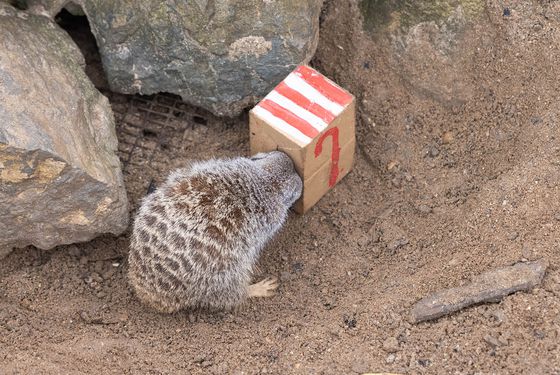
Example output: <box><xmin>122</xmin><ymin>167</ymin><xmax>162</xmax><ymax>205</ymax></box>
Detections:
<box><xmin>0</xmin><ymin>3</ymin><xmax>128</xmax><ymax>257</ymax></box>
<box><xmin>360</xmin><ymin>0</ymin><xmax>485</xmax><ymax>33</ymax></box>
<box><xmin>26</xmin><ymin>0</ymin><xmax>323</xmax><ymax>117</ymax></box>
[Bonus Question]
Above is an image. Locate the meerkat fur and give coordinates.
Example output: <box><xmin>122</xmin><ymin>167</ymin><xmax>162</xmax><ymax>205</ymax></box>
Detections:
<box><xmin>127</xmin><ymin>151</ymin><xmax>302</xmax><ymax>313</ymax></box>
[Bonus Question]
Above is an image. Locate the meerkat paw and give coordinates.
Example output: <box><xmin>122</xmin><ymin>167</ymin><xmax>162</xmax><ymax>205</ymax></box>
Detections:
<box><xmin>248</xmin><ymin>277</ymin><xmax>278</xmax><ymax>298</ymax></box>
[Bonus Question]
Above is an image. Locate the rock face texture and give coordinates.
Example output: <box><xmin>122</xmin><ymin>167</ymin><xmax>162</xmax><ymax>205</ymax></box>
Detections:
<box><xmin>0</xmin><ymin>4</ymin><xmax>128</xmax><ymax>258</ymax></box>
<box><xmin>360</xmin><ymin>0</ymin><xmax>486</xmax><ymax>106</ymax></box>
<box><xmin>27</xmin><ymin>0</ymin><xmax>323</xmax><ymax>117</ymax></box>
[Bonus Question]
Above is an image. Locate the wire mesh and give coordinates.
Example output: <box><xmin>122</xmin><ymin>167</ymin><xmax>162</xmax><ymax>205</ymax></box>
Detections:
<box><xmin>107</xmin><ymin>92</ymin><xmax>210</xmax><ymax>173</ymax></box>
<box><xmin>104</xmin><ymin>91</ymin><xmax>247</xmax><ymax>206</ymax></box>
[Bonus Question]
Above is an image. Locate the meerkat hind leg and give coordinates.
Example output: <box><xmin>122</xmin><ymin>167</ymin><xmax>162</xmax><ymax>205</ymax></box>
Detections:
<box><xmin>247</xmin><ymin>277</ymin><xmax>278</xmax><ymax>298</ymax></box>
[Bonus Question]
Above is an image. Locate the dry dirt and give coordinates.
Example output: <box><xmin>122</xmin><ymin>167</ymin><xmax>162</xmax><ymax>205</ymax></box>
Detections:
<box><xmin>2</xmin><ymin>1</ymin><xmax>560</xmax><ymax>374</ymax></box>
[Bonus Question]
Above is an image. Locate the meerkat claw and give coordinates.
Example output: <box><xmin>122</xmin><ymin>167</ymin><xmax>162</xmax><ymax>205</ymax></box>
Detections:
<box><xmin>248</xmin><ymin>277</ymin><xmax>279</xmax><ymax>298</ymax></box>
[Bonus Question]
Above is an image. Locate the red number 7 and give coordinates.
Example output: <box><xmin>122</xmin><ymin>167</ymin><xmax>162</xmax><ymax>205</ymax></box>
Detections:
<box><xmin>314</xmin><ymin>127</ymin><xmax>340</xmax><ymax>187</ymax></box>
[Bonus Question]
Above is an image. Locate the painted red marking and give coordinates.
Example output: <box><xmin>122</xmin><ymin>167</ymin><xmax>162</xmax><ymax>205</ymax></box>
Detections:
<box><xmin>314</xmin><ymin>127</ymin><xmax>340</xmax><ymax>187</ymax></box>
<box><xmin>258</xmin><ymin>99</ymin><xmax>319</xmax><ymax>139</ymax></box>
<box><xmin>295</xmin><ymin>65</ymin><xmax>353</xmax><ymax>106</ymax></box>
<box><xmin>274</xmin><ymin>82</ymin><xmax>336</xmax><ymax>124</ymax></box>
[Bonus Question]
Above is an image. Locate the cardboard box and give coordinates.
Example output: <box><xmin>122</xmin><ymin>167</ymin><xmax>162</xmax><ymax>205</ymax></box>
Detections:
<box><xmin>249</xmin><ymin>65</ymin><xmax>355</xmax><ymax>213</ymax></box>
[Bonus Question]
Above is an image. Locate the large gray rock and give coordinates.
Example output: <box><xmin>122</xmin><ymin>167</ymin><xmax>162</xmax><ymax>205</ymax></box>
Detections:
<box><xmin>317</xmin><ymin>0</ymin><xmax>487</xmax><ymax>108</ymax></box>
<box><xmin>0</xmin><ymin>3</ymin><xmax>128</xmax><ymax>258</ymax></box>
<box><xmin>389</xmin><ymin>5</ymin><xmax>479</xmax><ymax>106</ymax></box>
<box><xmin>27</xmin><ymin>0</ymin><xmax>323</xmax><ymax>117</ymax></box>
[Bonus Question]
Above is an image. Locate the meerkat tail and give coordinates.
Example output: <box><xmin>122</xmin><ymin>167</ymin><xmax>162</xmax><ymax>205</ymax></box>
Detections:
<box><xmin>247</xmin><ymin>277</ymin><xmax>279</xmax><ymax>298</ymax></box>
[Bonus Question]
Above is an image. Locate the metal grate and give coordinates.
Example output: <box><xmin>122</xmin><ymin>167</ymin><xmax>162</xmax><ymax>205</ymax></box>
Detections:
<box><xmin>105</xmin><ymin>92</ymin><xmax>211</xmax><ymax>205</ymax></box>
<box><xmin>104</xmin><ymin>91</ymin><xmax>247</xmax><ymax>206</ymax></box>
<box><xmin>107</xmin><ymin>92</ymin><xmax>211</xmax><ymax>172</ymax></box>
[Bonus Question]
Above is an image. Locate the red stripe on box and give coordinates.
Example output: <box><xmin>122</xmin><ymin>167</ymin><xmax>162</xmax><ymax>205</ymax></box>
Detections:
<box><xmin>274</xmin><ymin>82</ymin><xmax>336</xmax><ymax>124</ymax></box>
<box><xmin>258</xmin><ymin>99</ymin><xmax>320</xmax><ymax>139</ymax></box>
<box><xmin>294</xmin><ymin>65</ymin><xmax>353</xmax><ymax>106</ymax></box>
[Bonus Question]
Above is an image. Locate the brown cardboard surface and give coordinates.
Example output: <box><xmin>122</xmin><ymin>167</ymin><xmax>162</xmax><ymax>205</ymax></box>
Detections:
<box><xmin>302</xmin><ymin>100</ymin><xmax>356</xmax><ymax>179</ymax></box>
<box><xmin>294</xmin><ymin>138</ymin><xmax>355</xmax><ymax>213</ymax></box>
<box><xmin>249</xmin><ymin>111</ymin><xmax>305</xmax><ymax>175</ymax></box>
<box><xmin>249</xmin><ymin>77</ymin><xmax>356</xmax><ymax>215</ymax></box>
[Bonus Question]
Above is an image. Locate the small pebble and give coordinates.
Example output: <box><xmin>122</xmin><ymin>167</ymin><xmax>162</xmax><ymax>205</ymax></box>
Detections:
<box><xmin>532</xmin><ymin>22</ymin><xmax>543</xmax><ymax>32</ymax></box>
<box><xmin>188</xmin><ymin>313</ymin><xmax>197</xmax><ymax>323</ymax></box>
<box><xmin>79</xmin><ymin>311</ymin><xmax>102</xmax><ymax>324</ymax></box>
<box><xmin>498</xmin><ymin>335</ymin><xmax>509</xmax><ymax>346</ymax></box>
<box><xmin>387</xmin><ymin>160</ymin><xmax>399</xmax><ymax>171</ymax></box>
<box><xmin>443</xmin><ymin>157</ymin><xmax>456</xmax><ymax>168</ymax></box>
<box><xmin>6</xmin><ymin>320</ymin><xmax>18</xmax><ymax>330</ymax></box>
<box><xmin>530</xmin><ymin>116</ymin><xmax>542</xmax><ymax>125</ymax></box>
<box><xmin>418</xmin><ymin>204</ymin><xmax>432</xmax><ymax>214</ymax></box>
<box><xmin>483</xmin><ymin>334</ymin><xmax>501</xmax><ymax>348</ymax></box>
<box><xmin>102</xmin><ymin>268</ymin><xmax>116</xmax><ymax>280</ymax></box>
<box><xmin>323</xmin><ymin>298</ymin><xmax>337</xmax><ymax>310</ymax></box>
<box><xmin>403</xmin><ymin>173</ymin><xmax>413</xmax><ymax>183</ymax></box>
<box><xmin>382</xmin><ymin>337</ymin><xmax>399</xmax><ymax>353</ymax></box>
<box><xmin>193</xmin><ymin>355</ymin><xmax>206</xmax><ymax>364</ymax></box>
<box><xmin>507</xmin><ymin>231</ymin><xmax>519</xmax><ymax>241</ymax></box>
<box><xmin>343</xmin><ymin>314</ymin><xmax>357</xmax><ymax>328</ymax></box>
<box><xmin>386</xmin><ymin>354</ymin><xmax>396</xmax><ymax>364</ymax></box>
<box><xmin>90</xmin><ymin>272</ymin><xmax>103</xmax><ymax>283</ymax></box>
<box><xmin>356</xmin><ymin>234</ymin><xmax>370</xmax><ymax>247</ymax></box>
<box><xmin>427</xmin><ymin>146</ymin><xmax>440</xmax><ymax>158</ymax></box>
<box><xmin>448</xmin><ymin>258</ymin><xmax>460</xmax><ymax>267</ymax></box>
<box><xmin>93</xmin><ymin>261</ymin><xmax>104</xmax><ymax>273</ymax></box>
<box><xmin>118</xmin><ymin>312</ymin><xmax>129</xmax><ymax>322</ymax></box>
<box><xmin>292</xmin><ymin>262</ymin><xmax>304</xmax><ymax>273</ymax></box>
<box><xmin>442</xmin><ymin>131</ymin><xmax>454</xmax><ymax>144</ymax></box>
<box><xmin>489</xmin><ymin>309</ymin><xmax>506</xmax><ymax>325</ymax></box>
<box><xmin>387</xmin><ymin>238</ymin><xmax>409</xmax><ymax>252</ymax></box>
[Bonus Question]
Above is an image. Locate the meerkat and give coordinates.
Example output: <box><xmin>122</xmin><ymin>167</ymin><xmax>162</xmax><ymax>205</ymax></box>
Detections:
<box><xmin>127</xmin><ymin>151</ymin><xmax>302</xmax><ymax>313</ymax></box>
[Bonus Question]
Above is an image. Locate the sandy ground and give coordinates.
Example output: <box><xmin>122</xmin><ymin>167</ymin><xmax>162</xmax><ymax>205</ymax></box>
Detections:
<box><xmin>1</xmin><ymin>1</ymin><xmax>560</xmax><ymax>373</ymax></box>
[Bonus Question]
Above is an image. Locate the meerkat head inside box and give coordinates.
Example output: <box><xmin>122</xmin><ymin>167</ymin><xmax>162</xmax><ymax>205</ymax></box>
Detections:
<box><xmin>249</xmin><ymin>65</ymin><xmax>356</xmax><ymax>214</ymax></box>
